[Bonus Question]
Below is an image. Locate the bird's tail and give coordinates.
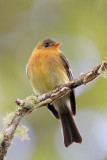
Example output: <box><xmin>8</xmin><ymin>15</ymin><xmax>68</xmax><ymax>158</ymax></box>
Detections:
<box><xmin>59</xmin><ymin>107</ymin><xmax>82</xmax><ymax>147</ymax></box>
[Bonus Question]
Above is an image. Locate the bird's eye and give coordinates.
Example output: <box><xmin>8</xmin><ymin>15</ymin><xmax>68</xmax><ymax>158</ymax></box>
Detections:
<box><xmin>44</xmin><ymin>42</ymin><xmax>49</xmax><ymax>47</ymax></box>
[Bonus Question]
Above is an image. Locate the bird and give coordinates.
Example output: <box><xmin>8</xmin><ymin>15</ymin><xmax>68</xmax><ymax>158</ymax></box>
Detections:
<box><xmin>26</xmin><ymin>38</ymin><xmax>82</xmax><ymax>147</ymax></box>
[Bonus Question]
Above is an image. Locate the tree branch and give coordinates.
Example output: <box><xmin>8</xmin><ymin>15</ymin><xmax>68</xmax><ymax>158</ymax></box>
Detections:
<box><xmin>0</xmin><ymin>59</ymin><xmax>107</xmax><ymax>160</ymax></box>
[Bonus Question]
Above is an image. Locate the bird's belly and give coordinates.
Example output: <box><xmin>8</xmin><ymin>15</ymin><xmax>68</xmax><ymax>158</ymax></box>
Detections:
<box><xmin>30</xmin><ymin>64</ymin><xmax>69</xmax><ymax>95</ymax></box>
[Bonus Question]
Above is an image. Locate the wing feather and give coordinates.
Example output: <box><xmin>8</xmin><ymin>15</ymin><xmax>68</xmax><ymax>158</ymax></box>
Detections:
<box><xmin>60</xmin><ymin>53</ymin><xmax>76</xmax><ymax>115</ymax></box>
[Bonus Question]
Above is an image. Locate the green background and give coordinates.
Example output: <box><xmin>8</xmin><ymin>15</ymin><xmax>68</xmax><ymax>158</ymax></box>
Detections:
<box><xmin>0</xmin><ymin>0</ymin><xmax>107</xmax><ymax>160</ymax></box>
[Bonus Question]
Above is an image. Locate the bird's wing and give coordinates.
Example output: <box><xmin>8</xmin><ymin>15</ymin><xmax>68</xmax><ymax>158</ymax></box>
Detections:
<box><xmin>60</xmin><ymin>53</ymin><xmax>76</xmax><ymax>115</ymax></box>
<box><xmin>47</xmin><ymin>104</ymin><xmax>59</xmax><ymax>119</ymax></box>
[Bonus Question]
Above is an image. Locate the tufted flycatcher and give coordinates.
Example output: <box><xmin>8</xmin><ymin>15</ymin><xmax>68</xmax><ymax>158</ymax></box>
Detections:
<box><xmin>26</xmin><ymin>38</ymin><xmax>82</xmax><ymax>147</ymax></box>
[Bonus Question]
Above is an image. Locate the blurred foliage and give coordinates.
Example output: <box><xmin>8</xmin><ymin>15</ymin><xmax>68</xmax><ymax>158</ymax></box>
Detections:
<box><xmin>0</xmin><ymin>0</ymin><xmax>107</xmax><ymax>160</ymax></box>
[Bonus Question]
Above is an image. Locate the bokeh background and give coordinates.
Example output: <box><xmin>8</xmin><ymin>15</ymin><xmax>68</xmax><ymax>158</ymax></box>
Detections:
<box><xmin>0</xmin><ymin>0</ymin><xmax>107</xmax><ymax>160</ymax></box>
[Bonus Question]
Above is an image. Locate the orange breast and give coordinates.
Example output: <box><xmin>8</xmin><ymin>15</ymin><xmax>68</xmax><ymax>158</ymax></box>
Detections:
<box><xmin>27</xmin><ymin>48</ymin><xmax>69</xmax><ymax>94</ymax></box>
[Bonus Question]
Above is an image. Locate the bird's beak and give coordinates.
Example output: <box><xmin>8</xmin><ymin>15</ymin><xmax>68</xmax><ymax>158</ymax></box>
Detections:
<box><xmin>54</xmin><ymin>42</ymin><xmax>61</xmax><ymax>48</ymax></box>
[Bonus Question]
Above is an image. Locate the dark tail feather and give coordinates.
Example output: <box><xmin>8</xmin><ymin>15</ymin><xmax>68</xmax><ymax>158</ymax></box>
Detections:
<box><xmin>59</xmin><ymin>108</ymin><xmax>82</xmax><ymax>147</ymax></box>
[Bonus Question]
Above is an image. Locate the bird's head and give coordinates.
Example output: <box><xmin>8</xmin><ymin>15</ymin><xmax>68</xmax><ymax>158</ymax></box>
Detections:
<box><xmin>36</xmin><ymin>38</ymin><xmax>61</xmax><ymax>49</ymax></box>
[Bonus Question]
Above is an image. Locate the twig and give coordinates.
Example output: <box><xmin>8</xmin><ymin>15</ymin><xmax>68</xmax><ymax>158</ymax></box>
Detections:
<box><xmin>0</xmin><ymin>59</ymin><xmax>107</xmax><ymax>160</ymax></box>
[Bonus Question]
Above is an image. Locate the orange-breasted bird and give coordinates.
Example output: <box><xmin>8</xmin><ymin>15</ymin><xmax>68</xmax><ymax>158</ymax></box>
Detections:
<box><xmin>26</xmin><ymin>38</ymin><xmax>82</xmax><ymax>147</ymax></box>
